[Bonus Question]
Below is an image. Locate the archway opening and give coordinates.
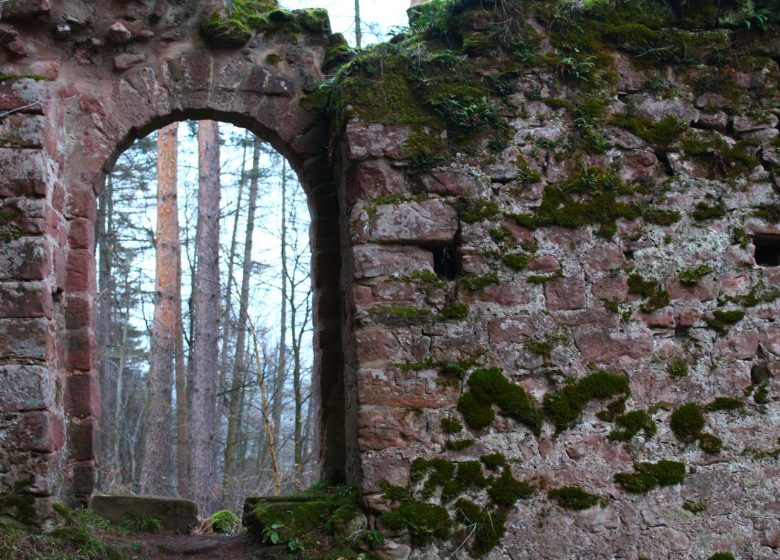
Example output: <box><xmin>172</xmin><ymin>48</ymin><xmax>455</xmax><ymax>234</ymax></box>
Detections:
<box><xmin>93</xmin><ymin>117</ymin><xmax>342</xmax><ymax>515</ymax></box>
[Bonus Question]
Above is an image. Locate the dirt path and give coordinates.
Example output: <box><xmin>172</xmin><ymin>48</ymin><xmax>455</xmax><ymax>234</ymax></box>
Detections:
<box><xmin>101</xmin><ymin>532</ymin><xmax>264</xmax><ymax>559</ymax></box>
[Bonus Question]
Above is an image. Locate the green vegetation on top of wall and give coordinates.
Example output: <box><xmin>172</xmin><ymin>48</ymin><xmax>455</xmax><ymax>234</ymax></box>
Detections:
<box><xmin>201</xmin><ymin>0</ymin><xmax>330</xmax><ymax>46</ymax></box>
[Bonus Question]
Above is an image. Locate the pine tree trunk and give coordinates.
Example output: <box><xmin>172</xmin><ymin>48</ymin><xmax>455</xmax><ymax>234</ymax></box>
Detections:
<box><xmin>139</xmin><ymin>123</ymin><xmax>179</xmax><ymax>497</ymax></box>
<box><xmin>189</xmin><ymin>120</ymin><xmax>222</xmax><ymax>514</ymax></box>
<box><xmin>223</xmin><ymin>138</ymin><xmax>260</xmax><ymax>495</ymax></box>
<box><xmin>174</xmin><ymin>230</ymin><xmax>187</xmax><ymax>497</ymax></box>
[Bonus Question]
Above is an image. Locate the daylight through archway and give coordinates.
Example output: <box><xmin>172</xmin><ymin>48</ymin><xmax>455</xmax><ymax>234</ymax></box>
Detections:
<box><xmin>96</xmin><ymin>120</ymin><xmax>317</xmax><ymax>514</ymax></box>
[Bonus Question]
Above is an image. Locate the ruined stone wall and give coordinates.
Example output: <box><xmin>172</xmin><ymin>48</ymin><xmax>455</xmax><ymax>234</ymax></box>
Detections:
<box><xmin>0</xmin><ymin>0</ymin><xmax>779</xmax><ymax>557</ymax></box>
<box><xmin>331</xmin><ymin>1</ymin><xmax>780</xmax><ymax>558</ymax></box>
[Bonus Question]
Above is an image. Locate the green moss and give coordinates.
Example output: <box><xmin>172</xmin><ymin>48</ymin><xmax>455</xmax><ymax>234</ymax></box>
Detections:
<box><xmin>490</xmin><ymin>226</ymin><xmax>512</xmax><ymax>243</ymax></box>
<box><xmin>692</xmin><ymin>200</ymin><xmax>728</xmax><ymax>221</ymax></box>
<box><xmin>0</xmin><ymin>207</ymin><xmax>22</xmax><ymax>244</ymax></box>
<box><xmin>698</xmin><ymin>433</ymin><xmax>723</xmax><ymax>454</ymax></box>
<box><xmin>614</xmin><ymin>460</ymin><xmax>686</xmax><ymax>493</ymax></box>
<box><xmin>679</xmin><ymin>265</ymin><xmax>713</xmax><ymax>286</ymax></box>
<box><xmin>441</xmin><ymin>417</ymin><xmax>463</xmax><ymax>434</ymax></box>
<box><xmin>628</xmin><ymin>273</ymin><xmax>670</xmax><ymax>312</ymax></box>
<box><xmin>670</xmin><ymin>403</ymin><xmax>705</xmax><ymax>443</ymax></box>
<box><xmin>439</xmin><ymin>302</ymin><xmax>470</xmax><ymax>320</ymax></box>
<box><xmin>459</xmin><ymin>367</ymin><xmax>543</xmax><ymax>434</ymax></box>
<box><xmin>265</xmin><ymin>53</ymin><xmax>281</xmax><ymax>65</ymax></box>
<box><xmin>526</xmin><ymin>339</ymin><xmax>555</xmax><ymax>359</ymax></box>
<box><xmin>547</xmin><ymin>486</ymin><xmax>601</xmax><ymax>510</ymax></box>
<box><xmin>503</xmin><ymin>253</ymin><xmax>531</xmax><ymax>271</ymax></box>
<box><xmin>596</xmin><ymin>397</ymin><xmax>627</xmax><ymax>422</ymax></box>
<box><xmin>445</xmin><ymin>438</ymin><xmax>476</xmax><ymax>451</ymax></box>
<box><xmin>682</xmin><ymin>501</ymin><xmax>707</xmax><ymax>513</ymax></box>
<box><xmin>461</xmin><ymin>198</ymin><xmax>501</xmax><ymax>223</ymax></box>
<box><xmin>0</xmin><ymin>74</ymin><xmax>46</xmax><ymax>82</ymax></box>
<box><xmin>488</xmin><ymin>467</ymin><xmax>534</xmax><ymax>507</ymax></box>
<box><xmin>455</xmin><ymin>499</ymin><xmax>506</xmax><ymax>557</ymax></box>
<box><xmin>457</xmin><ymin>392</ymin><xmax>495</xmax><ymax>429</ymax></box>
<box><xmin>412</xmin><ymin>458</ymin><xmax>487</xmax><ymax>502</ymax></box>
<box><xmin>706</xmin><ymin>309</ymin><xmax>745</xmax><ymax>332</ymax></box>
<box><xmin>211</xmin><ymin>510</ymin><xmax>239</xmax><ymax>534</ymax></box>
<box><xmin>608</xmin><ymin>410</ymin><xmax>657</xmax><ymax>442</ymax></box>
<box><xmin>708</xmin><ymin>553</ymin><xmax>735</xmax><ymax>560</ymax></box>
<box><xmin>510</xmin><ymin>166</ymin><xmax>640</xmax><ymax>239</ymax></box>
<box><xmin>627</xmin><ymin>274</ymin><xmax>659</xmax><ymax>298</ymax></box>
<box><xmin>0</xmin><ymin>479</ymin><xmax>37</xmax><ymax>527</ymax></box>
<box><xmin>753</xmin><ymin>203</ymin><xmax>780</xmax><ymax>223</ymax></box>
<box><xmin>611</xmin><ymin>116</ymin><xmax>688</xmax><ymax>151</ymax></box>
<box><xmin>645</xmin><ymin>209</ymin><xmax>683</xmax><ymax>226</ymax></box>
<box><xmin>480</xmin><ymin>453</ymin><xmax>506</xmax><ymax>471</ymax></box>
<box><xmin>543</xmin><ymin>371</ymin><xmax>630</xmax><ymax>432</ymax></box>
<box><xmin>253</xmin><ymin>500</ymin><xmax>329</xmax><ymax>542</ymax></box>
<box><xmin>705</xmin><ymin>397</ymin><xmax>744</xmax><ymax>412</ymax></box>
<box><xmin>668</xmin><ymin>357</ymin><xmax>690</xmax><ymax>379</ymax></box>
<box><xmin>395</xmin><ymin>269</ymin><xmax>447</xmax><ymax>292</ymax></box>
<box><xmin>381</xmin><ymin>501</ymin><xmax>451</xmax><ymax>546</ymax></box>
<box><xmin>459</xmin><ymin>273</ymin><xmax>500</xmax><ymax>291</ymax></box>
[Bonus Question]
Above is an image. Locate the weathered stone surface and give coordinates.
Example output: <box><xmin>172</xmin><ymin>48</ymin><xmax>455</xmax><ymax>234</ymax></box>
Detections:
<box><xmin>354</xmin><ymin>200</ymin><xmax>458</xmax><ymax>244</ymax></box>
<box><xmin>352</xmin><ymin>245</ymin><xmax>433</xmax><ymax>279</ymax></box>
<box><xmin>0</xmin><ymin>365</ymin><xmax>53</xmax><ymax>412</ymax></box>
<box><xmin>545</xmin><ymin>276</ymin><xmax>586</xmax><ymax>311</ymax></box>
<box><xmin>575</xmin><ymin>329</ymin><xmax>654</xmax><ymax>364</ymax></box>
<box><xmin>90</xmin><ymin>495</ymin><xmax>197</xmax><ymax>533</ymax></box>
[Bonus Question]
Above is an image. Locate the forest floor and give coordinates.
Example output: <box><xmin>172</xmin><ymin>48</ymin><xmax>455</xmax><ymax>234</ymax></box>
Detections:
<box><xmin>100</xmin><ymin>532</ymin><xmax>262</xmax><ymax>559</ymax></box>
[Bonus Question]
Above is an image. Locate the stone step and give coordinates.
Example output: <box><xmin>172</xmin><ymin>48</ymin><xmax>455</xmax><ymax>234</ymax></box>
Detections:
<box><xmin>90</xmin><ymin>494</ymin><xmax>198</xmax><ymax>534</ymax></box>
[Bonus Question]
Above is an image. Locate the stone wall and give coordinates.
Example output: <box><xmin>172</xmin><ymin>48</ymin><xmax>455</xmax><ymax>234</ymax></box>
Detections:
<box><xmin>329</xmin><ymin>1</ymin><xmax>780</xmax><ymax>558</ymax></box>
<box><xmin>0</xmin><ymin>0</ymin><xmax>779</xmax><ymax>557</ymax></box>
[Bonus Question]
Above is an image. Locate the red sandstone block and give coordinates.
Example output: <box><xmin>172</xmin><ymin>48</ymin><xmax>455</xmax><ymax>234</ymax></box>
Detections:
<box><xmin>0</xmin><ymin>365</ymin><xmax>53</xmax><ymax>412</ymax></box>
<box><xmin>16</xmin><ymin>411</ymin><xmax>63</xmax><ymax>453</ymax></box>
<box><xmin>67</xmin><ymin>329</ymin><xmax>97</xmax><ymax>371</ymax></box>
<box><xmin>345</xmin><ymin>122</ymin><xmax>414</xmax><ymax>161</ymax></box>
<box><xmin>356</xmin><ymin>367</ymin><xmax>457</xmax><ymax>409</ymax></box>
<box><xmin>66</xmin><ymin>372</ymin><xmax>100</xmax><ymax>419</ymax></box>
<box><xmin>354</xmin><ymin>282</ymin><xmax>419</xmax><ymax>307</ymax></box>
<box><xmin>352</xmin><ymin>245</ymin><xmax>434</xmax><ymax>279</ymax></box>
<box><xmin>346</xmin><ymin>160</ymin><xmax>409</xmax><ymax>206</ymax></box>
<box><xmin>529</xmin><ymin>255</ymin><xmax>561</xmax><ymax>273</ymax></box>
<box><xmin>462</xmin><ymin>282</ymin><xmax>534</xmax><ymax>307</ymax></box>
<box><xmin>356</xmin><ymin>200</ymin><xmax>458</xmax><ymax>245</ymax></box>
<box><xmin>67</xmin><ymin>218</ymin><xmax>94</xmax><ymax>250</ymax></box>
<box><xmin>357</xmin><ymin>405</ymin><xmax>426</xmax><ymax>450</ymax></box>
<box><xmin>71</xmin><ymin>460</ymin><xmax>96</xmax><ymax>497</ymax></box>
<box><xmin>0</xmin><ymin>149</ymin><xmax>48</xmax><ymax>198</ymax></box>
<box><xmin>545</xmin><ymin>276</ymin><xmax>586</xmax><ymax>311</ymax></box>
<box><xmin>355</xmin><ymin>327</ymin><xmax>406</xmax><ymax>365</ymax></box>
<box><xmin>488</xmin><ymin>316</ymin><xmax>535</xmax><ymax>344</ymax></box>
<box><xmin>0</xmin><ymin>317</ymin><xmax>53</xmax><ymax>361</ymax></box>
<box><xmin>0</xmin><ymin>114</ymin><xmax>45</xmax><ymax>148</ymax></box>
<box><xmin>716</xmin><ymin>330</ymin><xmax>759</xmax><ymax>360</ymax></box>
<box><xmin>64</xmin><ymin>182</ymin><xmax>97</xmax><ymax>220</ymax></box>
<box><xmin>64</xmin><ymin>294</ymin><xmax>92</xmax><ymax>330</ymax></box>
<box><xmin>0</xmin><ymin>281</ymin><xmax>53</xmax><ymax>318</ymax></box>
<box><xmin>68</xmin><ymin>419</ymin><xmax>95</xmax><ymax>462</ymax></box>
<box><xmin>575</xmin><ymin>329</ymin><xmax>653</xmax><ymax>365</ymax></box>
<box><xmin>585</xmin><ymin>243</ymin><xmax>625</xmax><ymax>272</ymax></box>
<box><xmin>0</xmin><ymin>78</ymin><xmax>47</xmax><ymax>112</ymax></box>
<box><xmin>666</xmin><ymin>278</ymin><xmax>717</xmax><ymax>302</ymax></box>
<box><xmin>0</xmin><ymin>236</ymin><xmax>51</xmax><ymax>281</ymax></box>
<box><xmin>65</xmin><ymin>249</ymin><xmax>96</xmax><ymax>293</ymax></box>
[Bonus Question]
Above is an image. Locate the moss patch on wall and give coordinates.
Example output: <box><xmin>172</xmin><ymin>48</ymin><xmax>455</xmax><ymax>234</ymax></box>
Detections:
<box><xmin>543</xmin><ymin>371</ymin><xmax>630</xmax><ymax>432</ymax></box>
<box><xmin>614</xmin><ymin>460</ymin><xmax>686</xmax><ymax>493</ymax></box>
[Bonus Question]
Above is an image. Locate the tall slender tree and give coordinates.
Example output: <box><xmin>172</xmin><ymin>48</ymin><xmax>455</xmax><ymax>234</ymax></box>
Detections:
<box><xmin>188</xmin><ymin>120</ymin><xmax>222</xmax><ymax>513</ymax></box>
<box><xmin>139</xmin><ymin>123</ymin><xmax>179</xmax><ymax>497</ymax></box>
<box><xmin>223</xmin><ymin>138</ymin><xmax>261</xmax><ymax>498</ymax></box>
<box><xmin>354</xmin><ymin>0</ymin><xmax>362</xmax><ymax>48</ymax></box>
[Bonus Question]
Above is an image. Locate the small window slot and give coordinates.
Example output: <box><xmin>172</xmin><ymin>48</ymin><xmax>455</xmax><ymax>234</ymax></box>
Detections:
<box><xmin>430</xmin><ymin>243</ymin><xmax>459</xmax><ymax>280</ymax></box>
<box><xmin>754</xmin><ymin>234</ymin><xmax>780</xmax><ymax>267</ymax></box>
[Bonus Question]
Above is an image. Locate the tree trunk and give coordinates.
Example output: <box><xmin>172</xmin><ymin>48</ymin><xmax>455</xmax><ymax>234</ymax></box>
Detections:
<box><xmin>223</xmin><ymin>138</ymin><xmax>261</xmax><ymax>494</ymax></box>
<box><xmin>96</xmin><ymin>176</ymin><xmax>114</xmax><ymax>487</ymax></box>
<box><xmin>354</xmin><ymin>0</ymin><xmax>362</xmax><ymax>48</ymax></box>
<box><xmin>139</xmin><ymin>123</ymin><xmax>179</xmax><ymax>497</ymax></box>
<box><xmin>174</xmin><ymin>225</ymin><xmax>187</xmax><ymax>497</ymax></box>
<box><xmin>189</xmin><ymin>120</ymin><xmax>222</xmax><ymax>514</ymax></box>
<box><xmin>272</xmin><ymin>160</ymin><xmax>288</xmax><ymax>450</ymax></box>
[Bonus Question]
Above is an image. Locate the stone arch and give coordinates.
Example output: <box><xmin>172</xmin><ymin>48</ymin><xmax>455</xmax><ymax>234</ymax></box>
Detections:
<box><xmin>0</xmin><ymin>2</ymin><xmax>356</xmax><ymax>509</ymax></box>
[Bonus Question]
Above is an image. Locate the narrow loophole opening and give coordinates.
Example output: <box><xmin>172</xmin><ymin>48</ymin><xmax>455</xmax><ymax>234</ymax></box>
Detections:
<box><xmin>754</xmin><ymin>234</ymin><xmax>780</xmax><ymax>267</ymax></box>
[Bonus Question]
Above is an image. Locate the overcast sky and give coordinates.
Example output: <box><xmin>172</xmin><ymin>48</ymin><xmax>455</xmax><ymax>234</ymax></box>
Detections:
<box><xmin>281</xmin><ymin>0</ymin><xmax>410</xmax><ymax>46</ymax></box>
